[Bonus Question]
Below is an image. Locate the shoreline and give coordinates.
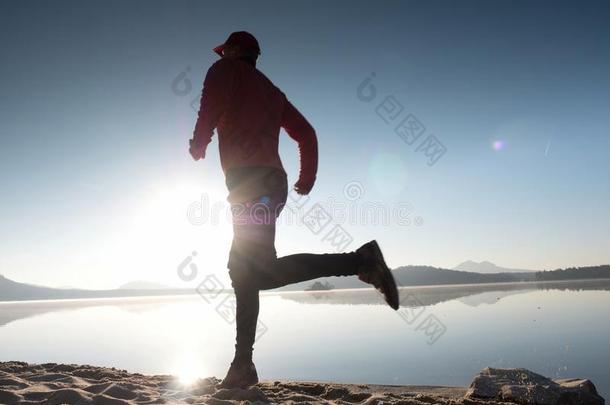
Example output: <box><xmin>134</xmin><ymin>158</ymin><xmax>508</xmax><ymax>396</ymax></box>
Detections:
<box><xmin>1</xmin><ymin>277</ymin><xmax>608</xmax><ymax>305</ymax></box>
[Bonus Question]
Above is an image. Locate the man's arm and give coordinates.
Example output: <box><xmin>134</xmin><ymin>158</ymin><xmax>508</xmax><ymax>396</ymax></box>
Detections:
<box><xmin>281</xmin><ymin>100</ymin><xmax>318</xmax><ymax>194</ymax></box>
<box><xmin>190</xmin><ymin>60</ymin><xmax>236</xmax><ymax>160</ymax></box>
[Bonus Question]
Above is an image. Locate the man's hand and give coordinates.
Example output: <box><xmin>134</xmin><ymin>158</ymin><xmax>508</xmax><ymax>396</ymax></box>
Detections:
<box><xmin>294</xmin><ymin>178</ymin><xmax>314</xmax><ymax>195</ymax></box>
<box><xmin>189</xmin><ymin>139</ymin><xmax>205</xmax><ymax>161</ymax></box>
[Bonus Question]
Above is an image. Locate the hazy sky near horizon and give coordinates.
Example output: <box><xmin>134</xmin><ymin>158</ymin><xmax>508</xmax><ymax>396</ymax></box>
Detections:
<box><xmin>1</xmin><ymin>0</ymin><xmax>609</xmax><ymax>289</ymax></box>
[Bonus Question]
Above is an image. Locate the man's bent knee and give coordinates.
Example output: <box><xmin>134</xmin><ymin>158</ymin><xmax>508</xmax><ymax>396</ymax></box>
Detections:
<box><xmin>228</xmin><ymin>261</ymin><xmax>260</xmax><ymax>291</ymax></box>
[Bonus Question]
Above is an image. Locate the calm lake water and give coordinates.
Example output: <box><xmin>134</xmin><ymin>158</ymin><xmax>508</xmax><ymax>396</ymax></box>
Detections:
<box><xmin>1</xmin><ymin>280</ymin><xmax>609</xmax><ymax>399</ymax></box>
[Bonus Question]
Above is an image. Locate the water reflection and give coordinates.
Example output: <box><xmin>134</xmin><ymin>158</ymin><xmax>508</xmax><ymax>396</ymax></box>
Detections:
<box><xmin>0</xmin><ymin>279</ymin><xmax>609</xmax><ymax>398</ymax></box>
<box><xmin>1</xmin><ymin>280</ymin><xmax>609</xmax><ymax>328</ymax></box>
<box><xmin>277</xmin><ymin>279</ymin><xmax>610</xmax><ymax>307</ymax></box>
<box><xmin>0</xmin><ymin>295</ymin><xmax>197</xmax><ymax>327</ymax></box>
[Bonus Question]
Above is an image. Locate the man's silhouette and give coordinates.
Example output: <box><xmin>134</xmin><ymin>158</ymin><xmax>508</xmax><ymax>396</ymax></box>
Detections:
<box><xmin>189</xmin><ymin>31</ymin><xmax>399</xmax><ymax>389</ymax></box>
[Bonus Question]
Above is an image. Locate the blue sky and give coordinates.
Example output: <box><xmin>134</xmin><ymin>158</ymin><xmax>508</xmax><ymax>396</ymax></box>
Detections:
<box><xmin>1</xmin><ymin>0</ymin><xmax>609</xmax><ymax>289</ymax></box>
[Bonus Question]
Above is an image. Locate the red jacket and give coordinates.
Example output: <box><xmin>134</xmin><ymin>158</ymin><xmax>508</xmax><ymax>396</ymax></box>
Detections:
<box><xmin>192</xmin><ymin>57</ymin><xmax>318</xmax><ymax>190</ymax></box>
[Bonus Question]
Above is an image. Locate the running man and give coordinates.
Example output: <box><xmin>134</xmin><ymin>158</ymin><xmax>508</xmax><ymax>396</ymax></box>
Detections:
<box><xmin>189</xmin><ymin>31</ymin><xmax>399</xmax><ymax>389</ymax></box>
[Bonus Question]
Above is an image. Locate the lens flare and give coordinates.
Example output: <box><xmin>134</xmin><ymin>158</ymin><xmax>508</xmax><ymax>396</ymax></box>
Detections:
<box><xmin>491</xmin><ymin>139</ymin><xmax>506</xmax><ymax>151</ymax></box>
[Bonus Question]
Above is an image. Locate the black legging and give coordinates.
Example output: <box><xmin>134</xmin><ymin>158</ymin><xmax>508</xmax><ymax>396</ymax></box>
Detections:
<box><xmin>225</xmin><ymin>167</ymin><xmax>362</xmax><ymax>361</ymax></box>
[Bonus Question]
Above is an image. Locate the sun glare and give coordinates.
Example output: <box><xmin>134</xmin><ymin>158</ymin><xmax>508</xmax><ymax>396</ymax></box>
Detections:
<box><xmin>171</xmin><ymin>357</ymin><xmax>208</xmax><ymax>386</ymax></box>
<box><xmin>117</xmin><ymin>182</ymin><xmax>233</xmax><ymax>284</ymax></box>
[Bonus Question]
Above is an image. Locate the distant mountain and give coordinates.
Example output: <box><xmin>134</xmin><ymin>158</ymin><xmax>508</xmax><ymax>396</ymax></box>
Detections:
<box><xmin>0</xmin><ymin>274</ymin><xmax>66</xmax><ymax>301</ymax></box>
<box><xmin>275</xmin><ymin>265</ymin><xmax>610</xmax><ymax>291</ymax></box>
<box><xmin>3</xmin><ymin>265</ymin><xmax>610</xmax><ymax>302</ymax></box>
<box><xmin>0</xmin><ymin>274</ymin><xmax>195</xmax><ymax>302</ymax></box>
<box><xmin>274</xmin><ymin>265</ymin><xmax>536</xmax><ymax>291</ymax></box>
<box><xmin>393</xmin><ymin>265</ymin><xmax>535</xmax><ymax>285</ymax></box>
<box><xmin>454</xmin><ymin>260</ymin><xmax>536</xmax><ymax>273</ymax></box>
<box><xmin>118</xmin><ymin>281</ymin><xmax>169</xmax><ymax>290</ymax></box>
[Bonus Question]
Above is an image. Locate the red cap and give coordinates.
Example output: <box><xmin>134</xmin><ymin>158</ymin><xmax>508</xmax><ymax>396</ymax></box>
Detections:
<box><xmin>213</xmin><ymin>31</ymin><xmax>261</xmax><ymax>57</ymax></box>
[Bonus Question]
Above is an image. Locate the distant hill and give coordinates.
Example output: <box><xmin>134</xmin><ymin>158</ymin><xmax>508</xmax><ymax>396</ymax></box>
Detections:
<box><xmin>393</xmin><ymin>265</ymin><xmax>535</xmax><ymax>285</ymax></box>
<box><xmin>536</xmin><ymin>265</ymin><xmax>610</xmax><ymax>281</ymax></box>
<box><xmin>274</xmin><ymin>265</ymin><xmax>610</xmax><ymax>291</ymax></box>
<box><xmin>118</xmin><ymin>281</ymin><xmax>169</xmax><ymax>290</ymax></box>
<box><xmin>275</xmin><ymin>266</ymin><xmax>536</xmax><ymax>291</ymax></box>
<box><xmin>0</xmin><ymin>274</ymin><xmax>68</xmax><ymax>301</ymax></box>
<box><xmin>0</xmin><ymin>274</ymin><xmax>195</xmax><ymax>302</ymax></box>
<box><xmin>2</xmin><ymin>265</ymin><xmax>610</xmax><ymax>301</ymax></box>
<box><xmin>454</xmin><ymin>260</ymin><xmax>536</xmax><ymax>273</ymax></box>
